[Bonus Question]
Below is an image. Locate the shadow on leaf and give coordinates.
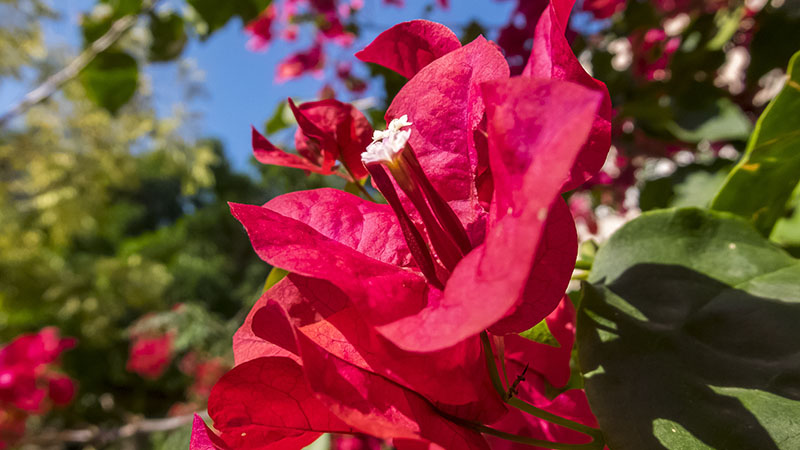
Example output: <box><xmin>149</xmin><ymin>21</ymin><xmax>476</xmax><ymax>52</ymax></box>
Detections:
<box><xmin>579</xmin><ymin>263</ymin><xmax>800</xmax><ymax>450</ymax></box>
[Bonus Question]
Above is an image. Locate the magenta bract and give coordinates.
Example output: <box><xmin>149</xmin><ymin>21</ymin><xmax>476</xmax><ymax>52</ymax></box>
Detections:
<box><xmin>252</xmin><ymin>98</ymin><xmax>372</xmax><ymax>181</ymax></box>
<box><xmin>355</xmin><ymin>20</ymin><xmax>462</xmax><ymax>79</ymax></box>
<box><xmin>199</xmin><ymin>11</ymin><xmax>611</xmax><ymax>448</ymax></box>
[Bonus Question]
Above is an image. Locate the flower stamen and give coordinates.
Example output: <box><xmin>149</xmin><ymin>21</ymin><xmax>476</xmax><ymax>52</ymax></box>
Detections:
<box><xmin>362</xmin><ymin>116</ymin><xmax>412</xmax><ymax>165</ymax></box>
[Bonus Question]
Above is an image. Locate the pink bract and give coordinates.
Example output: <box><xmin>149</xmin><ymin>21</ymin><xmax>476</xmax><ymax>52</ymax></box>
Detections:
<box><xmin>276</xmin><ymin>43</ymin><xmax>324</xmax><ymax>82</ymax></box>
<box><xmin>232</xmin><ymin>21</ymin><xmax>602</xmax><ymax>352</ymax></box>
<box><xmin>245</xmin><ymin>6</ymin><xmax>276</xmax><ymax>52</ymax></box>
<box><xmin>126</xmin><ymin>331</ymin><xmax>173</xmax><ymax>379</ymax></box>
<box><xmin>252</xmin><ymin>98</ymin><xmax>372</xmax><ymax>181</ymax></box>
<box><xmin>0</xmin><ymin>328</ymin><xmax>76</xmax><ymax>448</ymax></box>
<box><xmin>198</xmin><ymin>11</ymin><xmax>610</xmax><ymax>448</ymax></box>
<box><xmin>356</xmin><ymin>20</ymin><xmax>462</xmax><ymax>79</ymax></box>
<box><xmin>522</xmin><ymin>0</ymin><xmax>613</xmax><ymax>191</ymax></box>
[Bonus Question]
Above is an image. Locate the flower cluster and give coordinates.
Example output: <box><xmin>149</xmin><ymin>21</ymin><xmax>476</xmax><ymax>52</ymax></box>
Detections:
<box><xmin>245</xmin><ymin>0</ymin><xmax>449</xmax><ymax>87</ymax></box>
<box><xmin>0</xmin><ymin>328</ymin><xmax>75</xmax><ymax>449</ymax></box>
<box><xmin>194</xmin><ymin>0</ymin><xmax>612</xmax><ymax>447</ymax></box>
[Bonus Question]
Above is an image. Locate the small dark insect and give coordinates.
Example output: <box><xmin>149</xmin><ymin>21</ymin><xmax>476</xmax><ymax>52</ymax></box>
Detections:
<box><xmin>508</xmin><ymin>363</ymin><xmax>529</xmax><ymax>399</ymax></box>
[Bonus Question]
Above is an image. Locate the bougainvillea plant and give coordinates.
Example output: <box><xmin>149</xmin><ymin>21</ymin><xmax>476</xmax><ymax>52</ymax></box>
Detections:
<box><xmin>190</xmin><ymin>0</ymin><xmax>617</xmax><ymax>445</ymax></box>
<box><xmin>0</xmin><ymin>328</ymin><xmax>75</xmax><ymax>449</ymax></box>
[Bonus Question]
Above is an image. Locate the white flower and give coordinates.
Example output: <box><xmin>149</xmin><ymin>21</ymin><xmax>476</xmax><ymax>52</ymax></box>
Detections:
<box><xmin>371</xmin><ymin>115</ymin><xmax>412</xmax><ymax>142</ymax></box>
<box><xmin>362</xmin><ymin>115</ymin><xmax>412</xmax><ymax>165</ymax></box>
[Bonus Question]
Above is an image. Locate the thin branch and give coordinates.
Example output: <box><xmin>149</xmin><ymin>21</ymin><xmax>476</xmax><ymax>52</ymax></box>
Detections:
<box><xmin>0</xmin><ymin>12</ymin><xmax>138</xmax><ymax>127</ymax></box>
<box><xmin>18</xmin><ymin>410</ymin><xmax>207</xmax><ymax>447</ymax></box>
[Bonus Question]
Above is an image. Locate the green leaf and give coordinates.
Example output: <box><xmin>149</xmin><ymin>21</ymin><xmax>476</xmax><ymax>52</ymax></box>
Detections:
<box><xmin>148</xmin><ymin>12</ymin><xmax>187</xmax><ymax>62</ymax></box>
<box><xmin>187</xmin><ymin>0</ymin><xmax>270</xmax><ymax>36</ymax></box>
<box><xmin>666</xmin><ymin>98</ymin><xmax>752</xmax><ymax>143</ymax></box>
<box><xmin>81</xmin><ymin>15</ymin><xmax>113</xmax><ymax>44</ymax></box>
<box><xmin>578</xmin><ymin>208</ymin><xmax>800</xmax><ymax>449</ymax></box>
<box><xmin>706</xmin><ymin>7</ymin><xmax>744</xmax><ymax>50</ymax></box>
<box><xmin>711</xmin><ymin>50</ymin><xmax>800</xmax><ymax>236</ymax></box>
<box><xmin>519</xmin><ymin>319</ymin><xmax>560</xmax><ymax>348</ymax></box>
<box><xmin>639</xmin><ymin>159</ymin><xmax>733</xmax><ymax>211</ymax></box>
<box><xmin>771</xmin><ymin>183</ymin><xmax>800</xmax><ymax>256</ymax></box>
<box><xmin>79</xmin><ymin>51</ymin><xmax>138</xmax><ymax>114</ymax></box>
<box><xmin>101</xmin><ymin>0</ymin><xmax>143</xmax><ymax>16</ymax></box>
<box><xmin>265</xmin><ymin>101</ymin><xmax>294</xmax><ymax>135</ymax></box>
<box><xmin>82</xmin><ymin>0</ymin><xmax>142</xmax><ymax>43</ymax></box>
<box><xmin>263</xmin><ymin>266</ymin><xmax>288</xmax><ymax>292</ymax></box>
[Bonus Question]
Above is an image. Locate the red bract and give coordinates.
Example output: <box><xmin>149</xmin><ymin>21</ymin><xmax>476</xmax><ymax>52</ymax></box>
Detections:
<box><xmin>0</xmin><ymin>328</ymin><xmax>75</xmax><ymax>448</ymax></box>
<box><xmin>331</xmin><ymin>434</ymin><xmax>383</xmax><ymax>450</ymax></box>
<box><xmin>335</xmin><ymin>62</ymin><xmax>368</xmax><ymax>93</ymax></box>
<box><xmin>356</xmin><ymin>20</ymin><xmax>462</xmax><ymax>79</ymax></box>
<box><xmin>522</xmin><ymin>0</ymin><xmax>613</xmax><ymax>190</ymax></box>
<box><xmin>496</xmin><ymin>0</ymin><xmax>549</xmax><ymax>74</ymax></box>
<box><xmin>199</xmin><ymin>14</ymin><xmax>609</xmax><ymax>449</ymax></box>
<box><xmin>0</xmin><ymin>327</ymin><xmax>75</xmax><ymax>369</ymax></box>
<box><xmin>126</xmin><ymin>331</ymin><xmax>173</xmax><ymax>379</ymax></box>
<box><xmin>205</xmin><ymin>296</ymin><xmax>493</xmax><ymax>449</ymax></box>
<box><xmin>276</xmin><ymin>43</ymin><xmax>324</xmax><ymax>82</ymax></box>
<box><xmin>245</xmin><ymin>5</ymin><xmax>276</xmax><ymax>52</ymax></box>
<box><xmin>630</xmin><ymin>28</ymin><xmax>681</xmax><ymax>82</ymax></box>
<box><xmin>230</xmin><ymin>21</ymin><xmax>600</xmax><ymax>361</ymax></box>
<box><xmin>252</xmin><ymin>98</ymin><xmax>372</xmax><ymax>180</ymax></box>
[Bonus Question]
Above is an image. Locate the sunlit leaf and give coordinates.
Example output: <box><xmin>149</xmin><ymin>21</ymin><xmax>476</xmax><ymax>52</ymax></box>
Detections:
<box><xmin>711</xmin><ymin>50</ymin><xmax>800</xmax><ymax>235</ymax></box>
<box><xmin>578</xmin><ymin>208</ymin><xmax>800</xmax><ymax>449</ymax></box>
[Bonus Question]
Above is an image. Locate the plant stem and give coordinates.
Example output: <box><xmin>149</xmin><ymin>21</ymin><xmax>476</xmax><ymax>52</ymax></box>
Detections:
<box><xmin>438</xmin><ymin>406</ymin><xmax>600</xmax><ymax>450</ymax></box>
<box><xmin>480</xmin><ymin>331</ymin><xmax>605</xmax><ymax>446</ymax></box>
<box><xmin>506</xmin><ymin>397</ymin><xmax>602</xmax><ymax>439</ymax></box>
<box><xmin>0</xmin><ymin>10</ymin><xmax>142</xmax><ymax>127</ymax></box>
<box><xmin>571</xmin><ymin>272</ymin><xmax>589</xmax><ymax>281</ymax></box>
<box><xmin>18</xmin><ymin>410</ymin><xmax>206</xmax><ymax>446</ymax></box>
<box><xmin>574</xmin><ymin>260</ymin><xmax>593</xmax><ymax>271</ymax></box>
<box><xmin>480</xmin><ymin>331</ymin><xmax>506</xmax><ymax>395</ymax></box>
<box><xmin>470</xmin><ymin>423</ymin><xmax>601</xmax><ymax>450</ymax></box>
<box><xmin>341</xmin><ymin>162</ymin><xmax>376</xmax><ymax>202</ymax></box>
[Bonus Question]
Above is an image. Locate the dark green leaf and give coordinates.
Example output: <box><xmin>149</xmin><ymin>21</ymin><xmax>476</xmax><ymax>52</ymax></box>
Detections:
<box><xmin>667</xmin><ymin>98</ymin><xmax>751</xmax><ymax>143</ymax></box>
<box><xmin>82</xmin><ymin>0</ymin><xmax>142</xmax><ymax>43</ymax></box>
<box><xmin>460</xmin><ymin>20</ymin><xmax>486</xmax><ymax>46</ymax></box>
<box><xmin>748</xmin><ymin>7</ymin><xmax>800</xmax><ymax>84</ymax></box>
<box><xmin>188</xmin><ymin>0</ymin><xmax>270</xmax><ymax>36</ymax></box>
<box><xmin>101</xmin><ymin>0</ymin><xmax>143</xmax><ymax>16</ymax></box>
<box><xmin>81</xmin><ymin>15</ymin><xmax>114</xmax><ymax>44</ymax></box>
<box><xmin>578</xmin><ymin>208</ymin><xmax>800</xmax><ymax>449</ymax></box>
<box><xmin>148</xmin><ymin>12</ymin><xmax>187</xmax><ymax>62</ymax></box>
<box><xmin>79</xmin><ymin>51</ymin><xmax>138</xmax><ymax>114</ymax></box>
<box><xmin>639</xmin><ymin>159</ymin><xmax>733</xmax><ymax>211</ymax></box>
<box><xmin>711</xmin><ymin>50</ymin><xmax>800</xmax><ymax>236</ymax></box>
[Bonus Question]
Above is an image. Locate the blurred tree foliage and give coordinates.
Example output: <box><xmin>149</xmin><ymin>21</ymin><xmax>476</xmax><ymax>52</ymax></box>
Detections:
<box><xmin>0</xmin><ymin>3</ymin><xmax>330</xmax><ymax>445</ymax></box>
<box><xmin>0</xmin><ymin>0</ymin><xmax>51</xmax><ymax>79</ymax></box>
<box><xmin>0</xmin><ymin>78</ymin><xmax>331</xmax><ymax>438</ymax></box>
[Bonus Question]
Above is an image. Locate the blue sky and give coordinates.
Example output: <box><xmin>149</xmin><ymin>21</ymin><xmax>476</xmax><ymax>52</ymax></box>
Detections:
<box><xmin>0</xmin><ymin>0</ymin><xmax>520</xmax><ymax>170</ymax></box>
